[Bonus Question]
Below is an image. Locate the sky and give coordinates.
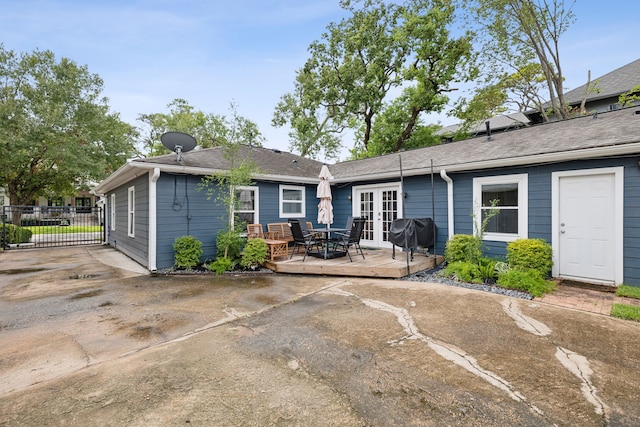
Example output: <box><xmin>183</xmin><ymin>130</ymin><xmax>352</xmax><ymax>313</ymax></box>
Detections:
<box><xmin>1</xmin><ymin>0</ymin><xmax>639</xmax><ymax>161</ymax></box>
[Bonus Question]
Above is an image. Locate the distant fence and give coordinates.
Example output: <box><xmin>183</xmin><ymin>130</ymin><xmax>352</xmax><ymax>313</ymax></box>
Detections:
<box><xmin>2</xmin><ymin>206</ymin><xmax>104</xmax><ymax>249</ymax></box>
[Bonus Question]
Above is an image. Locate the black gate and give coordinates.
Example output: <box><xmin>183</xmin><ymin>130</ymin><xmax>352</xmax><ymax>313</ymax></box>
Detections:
<box><xmin>2</xmin><ymin>206</ymin><xmax>105</xmax><ymax>249</ymax></box>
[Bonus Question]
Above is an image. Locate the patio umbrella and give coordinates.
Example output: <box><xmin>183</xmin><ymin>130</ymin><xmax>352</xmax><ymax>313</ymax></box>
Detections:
<box><xmin>317</xmin><ymin>164</ymin><xmax>334</xmax><ymax>226</ymax></box>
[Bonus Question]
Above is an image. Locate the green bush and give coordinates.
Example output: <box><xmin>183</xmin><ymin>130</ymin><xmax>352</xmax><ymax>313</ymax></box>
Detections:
<box><xmin>440</xmin><ymin>261</ymin><xmax>483</xmax><ymax>284</ymax></box>
<box><xmin>444</xmin><ymin>234</ymin><xmax>482</xmax><ymax>264</ymax></box>
<box><xmin>207</xmin><ymin>257</ymin><xmax>233</xmax><ymax>275</ymax></box>
<box><xmin>216</xmin><ymin>230</ymin><xmax>244</xmax><ymax>260</ymax></box>
<box><xmin>0</xmin><ymin>223</ymin><xmax>33</xmax><ymax>244</ymax></box>
<box><xmin>497</xmin><ymin>269</ymin><xmax>556</xmax><ymax>297</ymax></box>
<box><xmin>241</xmin><ymin>238</ymin><xmax>268</xmax><ymax>269</ymax></box>
<box><xmin>478</xmin><ymin>257</ymin><xmax>497</xmax><ymax>282</ymax></box>
<box><xmin>506</xmin><ymin>238</ymin><xmax>553</xmax><ymax>276</ymax></box>
<box><xmin>173</xmin><ymin>235</ymin><xmax>203</xmax><ymax>269</ymax></box>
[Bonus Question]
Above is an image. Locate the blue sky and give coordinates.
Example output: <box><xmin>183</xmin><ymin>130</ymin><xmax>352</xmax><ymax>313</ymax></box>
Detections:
<box><xmin>1</xmin><ymin>1</ymin><xmax>638</xmax><ymax>160</ymax></box>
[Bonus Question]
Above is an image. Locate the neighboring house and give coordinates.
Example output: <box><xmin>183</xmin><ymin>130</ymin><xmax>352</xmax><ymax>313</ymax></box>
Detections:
<box><xmin>93</xmin><ymin>146</ymin><xmax>325</xmax><ymax>271</ymax></box>
<box><xmin>527</xmin><ymin>58</ymin><xmax>640</xmax><ymax>123</ymax></box>
<box><xmin>436</xmin><ymin>112</ymin><xmax>531</xmax><ymax>140</ymax></box>
<box><xmin>95</xmin><ymin>106</ymin><xmax>640</xmax><ymax>287</ymax></box>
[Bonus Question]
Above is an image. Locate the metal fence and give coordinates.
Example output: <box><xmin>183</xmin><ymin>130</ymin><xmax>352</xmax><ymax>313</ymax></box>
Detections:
<box><xmin>2</xmin><ymin>206</ymin><xmax>104</xmax><ymax>249</ymax></box>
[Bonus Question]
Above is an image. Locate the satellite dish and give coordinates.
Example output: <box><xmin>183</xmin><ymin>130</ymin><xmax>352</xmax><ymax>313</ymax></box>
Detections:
<box><xmin>160</xmin><ymin>132</ymin><xmax>197</xmax><ymax>162</ymax></box>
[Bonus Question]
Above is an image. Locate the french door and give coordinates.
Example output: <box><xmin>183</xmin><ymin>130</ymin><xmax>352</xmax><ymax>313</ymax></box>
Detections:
<box><xmin>353</xmin><ymin>183</ymin><xmax>402</xmax><ymax>248</ymax></box>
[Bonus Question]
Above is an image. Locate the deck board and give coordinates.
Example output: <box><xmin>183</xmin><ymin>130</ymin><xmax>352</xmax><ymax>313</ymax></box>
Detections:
<box><xmin>265</xmin><ymin>248</ymin><xmax>444</xmax><ymax>278</ymax></box>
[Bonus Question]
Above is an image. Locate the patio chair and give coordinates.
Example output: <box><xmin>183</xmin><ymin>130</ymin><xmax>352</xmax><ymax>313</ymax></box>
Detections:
<box><xmin>247</xmin><ymin>224</ymin><xmax>265</xmax><ymax>239</ymax></box>
<box><xmin>288</xmin><ymin>219</ymin><xmax>322</xmax><ymax>261</ymax></box>
<box><xmin>332</xmin><ymin>217</ymin><xmax>366</xmax><ymax>262</ymax></box>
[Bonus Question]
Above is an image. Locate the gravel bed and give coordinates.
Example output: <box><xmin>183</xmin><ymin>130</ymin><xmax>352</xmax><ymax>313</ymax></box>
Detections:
<box><xmin>400</xmin><ymin>264</ymin><xmax>534</xmax><ymax>300</ymax></box>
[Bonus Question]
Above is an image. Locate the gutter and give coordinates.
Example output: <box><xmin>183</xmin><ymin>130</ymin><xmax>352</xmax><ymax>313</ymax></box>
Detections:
<box><xmin>440</xmin><ymin>169</ymin><xmax>454</xmax><ymax>240</ymax></box>
<box><xmin>148</xmin><ymin>168</ymin><xmax>160</xmax><ymax>273</ymax></box>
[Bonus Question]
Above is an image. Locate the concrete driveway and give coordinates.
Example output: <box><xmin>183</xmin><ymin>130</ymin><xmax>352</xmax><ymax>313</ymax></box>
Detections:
<box><xmin>0</xmin><ymin>246</ymin><xmax>639</xmax><ymax>426</ymax></box>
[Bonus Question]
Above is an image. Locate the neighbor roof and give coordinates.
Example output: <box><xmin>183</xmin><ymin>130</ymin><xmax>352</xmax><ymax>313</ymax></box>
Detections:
<box><xmin>560</xmin><ymin>58</ymin><xmax>640</xmax><ymax>106</ymax></box>
<box><xmin>329</xmin><ymin>106</ymin><xmax>640</xmax><ymax>183</ymax></box>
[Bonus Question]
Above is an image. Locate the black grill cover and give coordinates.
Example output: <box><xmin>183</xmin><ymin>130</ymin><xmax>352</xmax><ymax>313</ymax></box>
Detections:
<box><xmin>389</xmin><ymin>218</ymin><xmax>436</xmax><ymax>249</ymax></box>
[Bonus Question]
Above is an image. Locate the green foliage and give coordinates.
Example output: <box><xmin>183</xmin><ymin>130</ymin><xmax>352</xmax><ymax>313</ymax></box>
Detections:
<box><xmin>207</xmin><ymin>257</ymin><xmax>234</xmax><ymax>275</ymax></box>
<box><xmin>440</xmin><ymin>261</ymin><xmax>483</xmax><ymax>284</ymax></box>
<box><xmin>0</xmin><ymin>45</ymin><xmax>136</xmax><ymax>223</ymax></box>
<box><xmin>496</xmin><ymin>269</ymin><xmax>556</xmax><ymax>297</ymax></box>
<box><xmin>610</xmin><ymin>303</ymin><xmax>640</xmax><ymax>322</ymax></box>
<box><xmin>215</xmin><ymin>229</ymin><xmax>244</xmax><ymax>260</ymax></box>
<box><xmin>618</xmin><ymin>84</ymin><xmax>640</xmax><ymax>107</ymax></box>
<box><xmin>478</xmin><ymin>257</ymin><xmax>497</xmax><ymax>281</ymax></box>
<box><xmin>273</xmin><ymin>0</ymin><xmax>476</xmax><ymax>158</ymax></box>
<box><xmin>241</xmin><ymin>238</ymin><xmax>269</xmax><ymax>269</ymax></box>
<box><xmin>615</xmin><ymin>285</ymin><xmax>640</xmax><ymax>300</ymax></box>
<box><xmin>173</xmin><ymin>236</ymin><xmax>203</xmax><ymax>269</ymax></box>
<box><xmin>445</xmin><ymin>234</ymin><xmax>482</xmax><ymax>264</ymax></box>
<box><xmin>506</xmin><ymin>238</ymin><xmax>553</xmax><ymax>276</ymax></box>
<box><xmin>0</xmin><ymin>223</ymin><xmax>32</xmax><ymax>244</ymax></box>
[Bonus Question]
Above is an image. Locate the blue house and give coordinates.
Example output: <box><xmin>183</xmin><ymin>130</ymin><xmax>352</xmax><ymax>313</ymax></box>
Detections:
<box><xmin>94</xmin><ymin>106</ymin><xmax>640</xmax><ymax>287</ymax></box>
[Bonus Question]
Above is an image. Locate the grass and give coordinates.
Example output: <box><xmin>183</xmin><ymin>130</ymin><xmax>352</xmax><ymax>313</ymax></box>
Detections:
<box><xmin>616</xmin><ymin>284</ymin><xmax>640</xmax><ymax>299</ymax></box>
<box><xmin>25</xmin><ymin>225</ymin><xmax>103</xmax><ymax>235</ymax></box>
<box><xmin>610</xmin><ymin>303</ymin><xmax>640</xmax><ymax>322</ymax></box>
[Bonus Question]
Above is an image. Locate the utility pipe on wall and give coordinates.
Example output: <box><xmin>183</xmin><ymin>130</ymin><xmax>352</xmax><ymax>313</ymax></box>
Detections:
<box><xmin>439</xmin><ymin>169</ymin><xmax>454</xmax><ymax>240</ymax></box>
<box><xmin>148</xmin><ymin>167</ymin><xmax>160</xmax><ymax>272</ymax></box>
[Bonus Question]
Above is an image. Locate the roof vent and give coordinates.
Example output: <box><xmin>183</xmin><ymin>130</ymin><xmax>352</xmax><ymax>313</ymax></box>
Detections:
<box><xmin>593</xmin><ymin>111</ymin><xmax>598</xmax><ymax>119</ymax></box>
<box><xmin>635</xmin><ymin>110</ymin><xmax>640</xmax><ymax>115</ymax></box>
<box><xmin>485</xmin><ymin>121</ymin><xmax>492</xmax><ymax>141</ymax></box>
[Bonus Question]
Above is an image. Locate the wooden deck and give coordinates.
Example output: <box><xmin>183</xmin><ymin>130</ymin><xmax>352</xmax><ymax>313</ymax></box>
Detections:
<box><xmin>265</xmin><ymin>247</ymin><xmax>444</xmax><ymax>279</ymax></box>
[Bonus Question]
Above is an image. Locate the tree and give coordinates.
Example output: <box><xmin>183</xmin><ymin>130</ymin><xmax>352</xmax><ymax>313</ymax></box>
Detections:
<box><xmin>137</xmin><ymin>99</ymin><xmax>264</xmax><ymax>157</ymax></box>
<box><xmin>273</xmin><ymin>0</ymin><xmax>476</xmax><ymax>159</ymax></box>
<box><xmin>618</xmin><ymin>84</ymin><xmax>640</xmax><ymax>107</ymax></box>
<box><xmin>0</xmin><ymin>45</ymin><xmax>136</xmax><ymax>224</ymax></box>
<box><xmin>464</xmin><ymin>0</ymin><xmax>576</xmax><ymax>121</ymax></box>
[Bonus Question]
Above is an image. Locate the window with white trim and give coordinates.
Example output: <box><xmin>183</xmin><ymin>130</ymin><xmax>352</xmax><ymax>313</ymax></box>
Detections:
<box><xmin>110</xmin><ymin>193</ymin><xmax>116</xmax><ymax>231</ymax></box>
<box><xmin>234</xmin><ymin>186</ymin><xmax>259</xmax><ymax>226</ymax></box>
<box><xmin>473</xmin><ymin>174</ymin><xmax>528</xmax><ymax>242</ymax></box>
<box><xmin>127</xmin><ymin>186</ymin><xmax>135</xmax><ymax>237</ymax></box>
<box><xmin>279</xmin><ymin>185</ymin><xmax>305</xmax><ymax>218</ymax></box>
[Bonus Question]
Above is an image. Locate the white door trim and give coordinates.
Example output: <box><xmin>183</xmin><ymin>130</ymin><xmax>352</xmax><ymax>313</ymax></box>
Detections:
<box><xmin>352</xmin><ymin>182</ymin><xmax>403</xmax><ymax>248</ymax></box>
<box><xmin>551</xmin><ymin>167</ymin><xmax>624</xmax><ymax>284</ymax></box>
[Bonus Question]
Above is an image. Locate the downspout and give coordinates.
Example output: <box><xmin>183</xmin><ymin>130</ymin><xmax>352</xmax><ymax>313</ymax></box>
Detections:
<box><xmin>440</xmin><ymin>169</ymin><xmax>454</xmax><ymax>240</ymax></box>
<box><xmin>149</xmin><ymin>168</ymin><xmax>160</xmax><ymax>272</ymax></box>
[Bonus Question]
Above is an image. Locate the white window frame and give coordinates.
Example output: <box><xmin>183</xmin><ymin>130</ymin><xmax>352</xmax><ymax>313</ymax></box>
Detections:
<box><xmin>127</xmin><ymin>186</ymin><xmax>135</xmax><ymax>238</ymax></box>
<box><xmin>279</xmin><ymin>184</ymin><xmax>305</xmax><ymax>218</ymax></box>
<box><xmin>233</xmin><ymin>186</ymin><xmax>259</xmax><ymax>228</ymax></box>
<box><xmin>473</xmin><ymin>174</ymin><xmax>528</xmax><ymax>242</ymax></box>
<box><xmin>110</xmin><ymin>193</ymin><xmax>116</xmax><ymax>231</ymax></box>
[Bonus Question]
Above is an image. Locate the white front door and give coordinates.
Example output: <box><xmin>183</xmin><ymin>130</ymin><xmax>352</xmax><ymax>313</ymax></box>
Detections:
<box><xmin>353</xmin><ymin>184</ymin><xmax>402</xmax><ymax>248</ymax></box>
<box><xmin>553</xmin><ymin>168</ymin><xmax>623</xmax><ymax>284</ymax></box>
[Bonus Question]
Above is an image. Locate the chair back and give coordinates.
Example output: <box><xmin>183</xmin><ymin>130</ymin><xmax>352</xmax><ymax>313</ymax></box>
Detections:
<box><xmin>348</xmin><ymin>217</ymin><xmax>366</xmax><ymax>243</ymax></box>
<box><xmin>247</xmin><ymin>224</ymin><xmax>264</xmax><ymax>239</ymax></box>
<box><xmin>345</xmin><ymin>216</ymin><xmax>353</xmax><ymax>232</ymax></box>
<box><xmin>288</xmin><ymin>219</ymin><xmax>306</xmax><ymax>242</ymax></box>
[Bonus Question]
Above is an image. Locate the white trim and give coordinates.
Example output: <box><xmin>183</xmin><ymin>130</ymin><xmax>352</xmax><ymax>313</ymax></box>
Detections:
<box><xmin>279</xmin><ymin>184</ymin><xmax>305</xmax><ymax>218</ymax></box>
<box><xmin>440</xmin><ymin>170</ymin><xmax>454</xmax><ymax>239</ymax></box>
<box><xmin>110</xmin><ymin>193</ymin><xmax>116</xmax><ymax>231</ymax></box>
<box><xmin>551</xmin><ymin>167</ymin><xmax>624</xmax><ymax>284</ymax></box>
<box><xmin>473</xmin><ymin>174</ymin><xmax>528</xmax><ymax>242</ymax></box>
<box><xmin>127</xmin><ymin>185</ymin><xmax>135</xmax><ymax>238</ymax></box>
<box><xmin>148</xmin><ymin>168</ymin><xmax>160</xmax><ymax>272</ymax></box>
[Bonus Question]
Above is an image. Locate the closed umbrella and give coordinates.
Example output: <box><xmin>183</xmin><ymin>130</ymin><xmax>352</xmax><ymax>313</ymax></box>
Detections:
<box><xmin>317</xmin><ymin>164</ymin><xmax>333</xmax><ymax>226</ymax></box>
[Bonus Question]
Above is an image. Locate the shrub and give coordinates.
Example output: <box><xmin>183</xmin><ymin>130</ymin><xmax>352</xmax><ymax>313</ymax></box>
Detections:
<box><xmin>440</xmin><ymin>261</ymin><xmax>483</xmax><ymax>284</ymax></box>
<box><xmin>444</xmin><ymin>234</ymin><xmax>482</xmax><ymax>264</ymax></box>
<box><xmin>478</xmin><ymin>257</ymin><xmax>497</xmax><ymax>282</ymax></box>
<box><xmin>0</xmin><ymin>223</ymin><xmax>32</xmax><ymax>244</ymax></box>
<box><xmin>207</xmin><ymin>257</ymin><xmax>233</xmax><ymax>275</ymax></box>
<box><xmin>241</xmin><ymin>238</ymin><xmax>268</xmax><ymax>269</ymax></box>
<box><xmin>216</xmin><ymin>230</ymin><xmax>244</xmax><ymax>260</ymax></box>
<box><xmin>506</xmin><ymin>238</ymin><xmax>553</xmax><ymax>276</ymax></box>
<box><xmin>173</xmin><ymin>235</ymin><xmax>203</xmax><ymax>269</ymax></box>
<box><xmin>496</xmin><ymin>269</ymin><xmax>556</xmax><ymax>297</ymax></box>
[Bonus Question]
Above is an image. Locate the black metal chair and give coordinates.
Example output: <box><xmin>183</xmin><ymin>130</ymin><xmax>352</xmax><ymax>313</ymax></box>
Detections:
<box><xmin>288</xmin><ymin>219</ymin><xmax>322</xmax><ymax>261</ymax></box>
<box><xmin>332</xmin><ymin>217</ymin><xmax>366</xmax><ymax>262</ymax></box>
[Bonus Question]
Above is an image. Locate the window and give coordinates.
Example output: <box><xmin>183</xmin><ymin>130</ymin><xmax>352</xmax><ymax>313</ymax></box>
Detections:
<box><xmin>234</xmin><ymin>186</ymin><xmax>258</xmax><ymax>226</ymax></box>
<box><xmin>127</xmin><ymin>186</ymin><xmax>135</xmax><ymax>237</ymax></box>
<box><xmin>279</xmin><ymin>185</ymin><xmax>305</xmax><ymax>218</ymax></box>
<box><xmin>110</xmin><ymin>194</ymin><xmax>116</xmax><ymax>231</ymax></box>
<box><xmin>473</xmin><ymin>174</ymin><xmax>528</xmax><ymax>242</ymax></box>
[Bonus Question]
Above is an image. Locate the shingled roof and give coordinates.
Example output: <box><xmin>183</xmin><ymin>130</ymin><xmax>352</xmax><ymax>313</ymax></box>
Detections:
<box><xmin>329</xmin><ymin>106</ymin><xmax>640</xmax><ymax>183</ymax></box>
<box><xmin>561</xmin><ymin>58</ymin><xmax>640</xmax><ymax>106</ymax></box>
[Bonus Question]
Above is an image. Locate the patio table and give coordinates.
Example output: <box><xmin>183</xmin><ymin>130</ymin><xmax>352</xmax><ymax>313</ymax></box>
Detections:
<box><xmin>308</xmin><ymin>227</ymin><xmax>347</xmax><ymax>259</ymax></box>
